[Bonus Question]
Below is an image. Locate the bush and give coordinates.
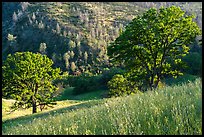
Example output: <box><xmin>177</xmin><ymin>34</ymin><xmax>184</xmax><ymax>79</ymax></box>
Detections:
<box><xmin>54</xmin><ymin>68</ymin><xmax>126</xmax><ymax>95</ymax></box>
<box><xmin>67</xmin><ymin>74</ymin><xmax>103</xmax><ymax>95</ymax></box>
<box><xmin>107</xmin><ymin>74</ymin><xmax>140</xmax><ymax>97</ymax></box>
<box><xmin>100</xmin><ymin>67</ymin><xmax>125</xmax><ymax>86</ymax></box>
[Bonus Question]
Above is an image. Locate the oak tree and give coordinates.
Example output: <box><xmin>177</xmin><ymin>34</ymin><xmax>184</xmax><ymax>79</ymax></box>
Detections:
<box><xmin>2</xmin><ymin>52</ymin><xmax>61</xmax><ymax>113</ymax></box>
<box><xmin>108</xmin><ymin>6</ymin><xmax>201</xmax><ymax>90</ymax></box>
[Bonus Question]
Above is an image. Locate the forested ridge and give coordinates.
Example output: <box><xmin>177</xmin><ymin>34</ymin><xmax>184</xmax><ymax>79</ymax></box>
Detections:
<box><xmin>2</xmin><ymin>2</ymin><xmax>202</xmax><ymax>74</ymax></box>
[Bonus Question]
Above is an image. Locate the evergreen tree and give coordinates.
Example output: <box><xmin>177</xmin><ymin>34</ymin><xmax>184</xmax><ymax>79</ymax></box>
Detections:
<box><xmin>39</xmin><ymin>43</ymin><xmax>47</xmax><ymax>54</ymax></box>
<box><xmin>84</xmin><ymin>51</ymin><xmax>88</xmax><ymax>63</ymax></box>
<box><xmin>70</xmin><ymin>51</ymin><xmax>75</xmax><ymax>59</ymax></box>
<box><xmin>32</xmin><ymin>12</ymin><xmax>36</xmax><ymax>20</ymax></box>
<box><xmin>56</xmin><ymin>23</ymin><xmax>61</xmax><ymax>34</ymax></box>
<box><xmin>63</xmin><ymin>52</ymin><xmax>70</xmax><ymax>70</ymax></box>
<box><xmin>69</xmin><ymin>40</ymin><xmax>76</xmax><ymax>49</ymax></box>
<box><xmin>71</xmin><ymin>62</ymin><xmax>77</xmax><ymax>72</ymax></box>
<box><xmin>13</xmin><ymin>12</ymin><xmax>18</xmax><ymax>22</ymax></box>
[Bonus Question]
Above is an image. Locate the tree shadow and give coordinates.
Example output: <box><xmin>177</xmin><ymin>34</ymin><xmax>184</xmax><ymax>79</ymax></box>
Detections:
<box><xmin>54</xmin><ymin>87</ymin><xmax>107</xmax><ymax>102</ymax></box>
<box><xmin>2</xmin><ymin>100</ymin><xmax>103</xmax><ymax>132</ymax></box>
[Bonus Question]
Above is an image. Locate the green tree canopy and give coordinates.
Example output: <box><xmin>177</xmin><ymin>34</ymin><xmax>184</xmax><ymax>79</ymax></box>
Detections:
<box><xmin>2</xmin><ymin>52</ymin><xmax>61</xmax><ymax>113</ymax></box>
<box><xmin>108</xmin><ymin>74</ymin><xmax>140</xmax><ymax>97</ymax></box>
<box><xmin>108</xmin><ymin>6</ymin><xmax>201</xmax><ymax>90</ymax></box>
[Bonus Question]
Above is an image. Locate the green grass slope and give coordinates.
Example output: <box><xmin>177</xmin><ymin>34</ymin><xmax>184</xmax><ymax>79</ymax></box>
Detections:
<box><xmin>54</xmin><ymin>87</ymin><xmax>108</xmax><ymax>101</ymax></box>
<box><xmin>2</xmin><ymin>78</ymin><xmax>202</xmax><ymax>135</ymax></box>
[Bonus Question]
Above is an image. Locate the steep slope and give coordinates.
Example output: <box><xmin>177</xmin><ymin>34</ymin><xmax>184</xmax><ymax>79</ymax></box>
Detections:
<box><xmin>2</xmin><ymin>78</ymin><xmax>202</xmax><ymax>135</ymax></box>
<box><xmin>2</xmin><ymin>2</ymin><xmax>202</xmax><ymax>74</ymax></box>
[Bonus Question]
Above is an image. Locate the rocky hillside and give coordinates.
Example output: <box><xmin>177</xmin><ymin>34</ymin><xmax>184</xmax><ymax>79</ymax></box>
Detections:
<box><xmin>2</xmin><ymin>2</ymin><xmax>202</xmax><ymax>74</ymax></box>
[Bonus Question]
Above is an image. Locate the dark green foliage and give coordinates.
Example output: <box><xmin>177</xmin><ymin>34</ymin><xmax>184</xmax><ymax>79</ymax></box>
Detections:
<box><xmin>108</xmin><ymin>6</ymin><xmax>201</xmax><ymax>90</ymax></box>
<box><xmin>182</xmin><ymin>52</ymin><xmax>202</xmax><ymax>76</ymax></box>
<box><xmin>164</xmin><ymin>74</ymin><xmax>198</xmax><ymax>86</ymax></box>
<box><xmin>100</xmin><ymin>67</ymin><xmax>126</xmax><ymax>86</ymax></box>
<box><xmin>2</xmin><ymin>52</ymin><xmax>61</xmax><ymax>113</ymax></box>
<box><xmin>53</xmin><ymin>68</ymin><xmax>125</xmax><ymax>96</ymax></box>
<box><xmin>66</xmin><ymin>74</ymin><xmax>103</xmax><ymax>95</ymax></box>
<box><xmin>107</xmin><ymin>74</ymin><xmax>140</xmax><ymax>97</ymax></box>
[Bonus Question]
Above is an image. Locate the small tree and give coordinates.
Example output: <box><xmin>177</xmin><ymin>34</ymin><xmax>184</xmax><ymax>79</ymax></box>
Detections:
<box><xmin>7</xmin><ymin>33</ymin><xmax>17</xmax><ymax>41</ymax></box>
<box><xmin>69</xmin><ymin>40</ymin><xmax>76</xmax><ymax>49</ymax></box>
<box><xmin>39</xmin><ymin>42</ymin><xmax>47</xmax><ymax>54</ymax></box>
<box><xmin>71</xmin><ymin>62</ymin><xmax>77</xmax><ymax>72</ymax></box>
<box><xmin>32</xmin><ymin>12</ymin><xmax>36</xmax><ymax>20</ymax></box>
<box><xmin>7</xmin><ymin>34</ymin><xmax>17</xmax><ymax>53</ymax></box>
<box><xmin>108</xmin><ymin>74</ymin><xmax>140</xmax><ymax>97</ymax></box>
<box><xmin>2</xmin><ymin>52</ymin><xmax>61</xmax><ymax>113</ymax></box>
<box><xmin>84</xmin><ymin>51</ymin><xmax>88</xmax><ymax>63</ymax></box>
<box><xmin>108</xmin><ymin>6</ymin><xmax>201</xmax><ymax>90</ymax></box>
<box><xmin>63</xmin><ymin>52</ymin><xmax>70</xmax><ymax>70</ymax></box>
<box><xmin>70</xmin><ymin>51</ymin><xmax>75</xmax><ymax>59</ymax></box>
<box><xmin>12</xmin><ymin>12</ymin><xmax>18</xmax><ymax>22</ymax></box>
<box><xmin>56</xmin><ymin>23</ymin><xmax>61</xmax><ymax>34</ymax></box>
<box><xmin>38</xmin><ymin>20</ymin><xmax>45</xmax><ymax>29</ymax></box>
<box><xmin>20</xmin><ymin>2</ymin><xmax>29</xmax><ymax>11</ymax></box>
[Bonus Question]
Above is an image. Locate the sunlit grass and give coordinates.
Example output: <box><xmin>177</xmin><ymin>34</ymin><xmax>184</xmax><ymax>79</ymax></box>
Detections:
<box><xmin>2</xmin><ymin>78</ymin><xmax>202</xmax><ymax>135</ymax></box>
<box><xmin>2</xmin><ymin>99</ymin><xmax>82</xmax><ymax>121</ymax></box>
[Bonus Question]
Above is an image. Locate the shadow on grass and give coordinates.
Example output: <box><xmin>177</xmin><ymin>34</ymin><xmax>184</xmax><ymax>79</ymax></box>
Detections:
<box><xmin>54</xmin><ymin>87</ymin><xmax>108</xmax><ymax>102</ymax></box>
<box><xmin>2</xmin><ymin>99</ymin><xmax>103</xmax><ymax>132</ymax></box>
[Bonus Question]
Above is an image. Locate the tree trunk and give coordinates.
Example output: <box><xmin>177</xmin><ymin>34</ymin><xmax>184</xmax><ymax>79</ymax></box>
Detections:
<box><xmin>32</xmin><ymin>83</ymin><xmax>38</xmax><ymax>114</ymax></box>
<box><xmin>32</xmin><ymin>97</ymin><xmax>37</xmax><ymax>114</ymax></box>
<box><xmin>149</xmin><ymin>74</ymin><xmax>154</xmax><ymax>90</ymax></box>
<box><xmin>154</xmin><ymin>79</ymin><xmax>160</xmax><ymax>89</ymax></box>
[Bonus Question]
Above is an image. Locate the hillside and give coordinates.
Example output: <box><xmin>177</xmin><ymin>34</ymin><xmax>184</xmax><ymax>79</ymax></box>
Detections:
<box><xmin>2</xmin><ymin>78</ymin><xmax>202</xmax><ymax>135</ymax></box>
<box><xmin>2</xmin><ymin>2</ymin><xmax>202</xmax><ymax>74</ymax></box>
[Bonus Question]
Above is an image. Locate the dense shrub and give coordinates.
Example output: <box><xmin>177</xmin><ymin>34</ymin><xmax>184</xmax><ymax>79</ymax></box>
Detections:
<box><xmin>66</xmin><ymin>74</ymin><xmax>103</xmax><ymax>95</ymax></box>
<box><xmin>107</xmin><ymin>74</ymin><xmax>140</xmax><ymax>97</ymax></box>
<box><xmin>53</xmin><ymin>68</ymin><xmax>126</xmax><ymax>95</ymax></box>
<box><xmin>100</xmin><ymin>67</ymin><xmax>125</xmax><ymax>86</ymax></box>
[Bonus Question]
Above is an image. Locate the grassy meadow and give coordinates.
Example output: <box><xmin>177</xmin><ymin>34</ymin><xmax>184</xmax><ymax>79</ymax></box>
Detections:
<box><xmin>2</xmin><ymin>78</ymin><xmax>202</xmax><ymax>135</ymax></box>
<box><xmin>2</xmin><ymin>2</ymin><xmax>202</xmax><ymax>136</ymax></box>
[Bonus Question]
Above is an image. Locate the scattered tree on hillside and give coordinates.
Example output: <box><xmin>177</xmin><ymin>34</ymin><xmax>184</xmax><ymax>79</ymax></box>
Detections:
<box><xmin>7</xmin><ymin>33</ymin><xmax>17</xmax><ymax>41</ymax></box>
<box><xmin>2</xmin><ymin>52</ymin><xmax>61</xmax><ymax>114</ymax></box>
<box><xmin>108</xmin><ymin>6</ymin><xmax>201</xmax><ymax>90</ymax></box>
<box><xmin>84</xmin><ymin>51</ymin><xmax>88</xmax><ymax>63</ymax></box>
<box><xmin>28</xmin><ymin>15</ymin><xmax>33</xmax><ymax>24</ymax></box>
<box><xmin>7</xmin><ymin>34</ymin><xmax>17</xmax><ymax>52</ymax></box>
<box><xmin>17</xmin><ymin>10</ymin><xmax>23</xmax><ymax>18</ymax></box>
<box><xmin>20</xmin><ymin>2</ymin><xmax>29</xmax><ymax>11</ymax></box>
<box><xmin>63</xmin><ymin>30</ymin><xmax>67</xmax><ymax>37</ymax></box>
<box><xmin>12</xmin><ymin>12</ymin><xmax>18</xmax><ymax>23</ymax></box>
<box><xmin>39</xmin><ymin>42</ymin><xmax>47</xmax><ymax>54</ymax></box>
<box><xmin>38</xmin><ymin>20</ymin><xmax>45</xmax><ymax>29</ymax></box>
<box><xmin>63</xmin><ymin>52</ymin><xmax>70</xmax><ymax>70</ymax></box>
<box><xmin>71</xmin><ymin>62</ymin><xmax>77</xmax><ymax>72</ymax></box>
<box><xmin>32</xmin><ymin>12</ymin><xmax>36</xmax><ymax>20</ymax></box>
<box><xmin>69</xmin><ymin>40</ymin><xmax>76</xmax><ymax>49</ymax></box>
<box><xmin>56</xmin><ymin>23</ymin><xmax>61</xmax><ymax>34</ymax></box>
<box><xmin>70</xmin><ymin>51</ymin><xmax>75</xmax><ymax>59</ymax></box>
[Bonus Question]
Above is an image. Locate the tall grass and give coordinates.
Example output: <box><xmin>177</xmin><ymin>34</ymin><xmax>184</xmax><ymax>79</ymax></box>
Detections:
<box><xmin>2</xmin><ymin>78</ymin><xmax>202</xmax><ymax>135</ymax></box>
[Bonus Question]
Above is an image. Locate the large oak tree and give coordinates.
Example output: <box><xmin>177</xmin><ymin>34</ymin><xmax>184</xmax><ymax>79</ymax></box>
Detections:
<box><xmin>108</xmin><ymin>6</ymin><xmax>201</xmax><ymax>90</ymax></box>
<box><xmin>2</xmin><ymin>52</ymin><xmax>61</xmax><ymax>113</ymax></box>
